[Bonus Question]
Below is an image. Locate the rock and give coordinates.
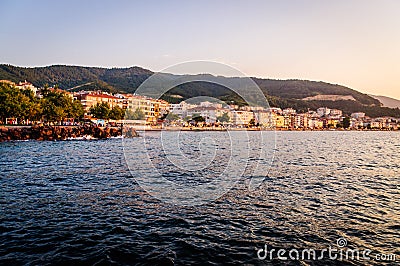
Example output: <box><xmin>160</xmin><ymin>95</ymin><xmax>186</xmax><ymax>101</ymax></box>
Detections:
<box><xmin>123</xmin><ymin>127</ymin><xmax>139</xmax><ymax>138</ymax></box>
<box><xmin>0</xmin><ymin>125</ymin><xmax>135</xmax><ymax>142</ymax></box>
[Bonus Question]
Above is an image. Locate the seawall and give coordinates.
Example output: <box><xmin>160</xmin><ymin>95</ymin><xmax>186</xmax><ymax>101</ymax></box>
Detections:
<box><xmin>0</xmin><ymin>125</ymin><xmax>138</xmax><ymax>142</ymax></box>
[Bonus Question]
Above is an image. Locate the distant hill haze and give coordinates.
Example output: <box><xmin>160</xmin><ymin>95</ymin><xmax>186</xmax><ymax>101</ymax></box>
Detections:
<box><xmin>1</xmin><ymin>64</ymin><xmax>399</xmax><ymax>118</ymax></box>
<box><xmin>369</xmin><ymin>95</ymin><xmax>400</xmax><ymax>109</ymax></box>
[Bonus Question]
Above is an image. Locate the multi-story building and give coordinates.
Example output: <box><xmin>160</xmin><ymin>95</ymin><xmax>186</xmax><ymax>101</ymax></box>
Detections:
<box><xmin>75</xmin><ymin>91</ymin><xmax>122</xmax><ymax>114</ymax></box>
<box><xmin>266</xmin><ymin>107</ymin><xmax>283</xmax><ymax>115</ymax></box>
<box><xmin>114</xmin><ymin>93</ymin><xmax>130</xmax><ymax>109</ymax></box>
<box><xmin>283</xmin><ymin>108</ymin><xmax>297</xmax><ymax>115</ymax></box>
<box><xmin>308</xmin><ymin>118</ymin><xmax>324</xmax><ymax>129</ymax></box>
<box><xmin>232</xmin><ymin>110</ymin><xmax>254</xmax><ymax>126</ymax></box>
<box><xmin>127</xmin><ymin>95</ymin><xmax>155</xmax><ymax>122</ymax></box>
<box><xmin>370</xmin><ymin>121</ymin><xmax>383</xmax><ymax>129</ymax></box>
<box><xmin>170</xmin><ymin>101</ymin><xmax>197</xmax><ymax>118</ymax></box>
<box><xmin>254</xmin><ymin>111</ymin><xmax>276</xmax><ymax>128</ymax></box>
<box><xmin>317</xmin><ymin>107</ymin><xmax>331</xmax><ymax>117</ymax></box>
<box><xmin>351</xmin><ymin>112</ymin><xmax>366</xmax><ymax>119</ymax></box>
<box><xmin>275</xmin><ymin>115</ymin><xmax>285</xmax><ymax>128</ymax></box>
<box><xmin>350</xmin><ymin>118</ymin><xmax>364</xmax><ymax>129</ymax></box>
<box><xmin>187</xmin><ymin>106</ymin><xmax>218</xmax><ymax>124</ymax></box>
<box><xmin>329</xmin><ymin>109</ymin><xmax>343</xmax><ymax>118</ymax></box>
<box><xmin>294</xmin><ymin>114</ymin><xmax>309</xmax><ymax>128</ymax></box>
<box><xmin>308</xmin><ymin>111</ymin><xmax>320</xmax><ymax>118</ymax></box>
<box><xmin>154</xmin><ymin>99</ymin><xmax>170</xmax><ymax>119</ymax></box>
<box><xmin>282</xmin><ymin>114</ymin><xmax>296</xmax><ymax>129</ymax></box>
<box><xmin>15</xmin><ymin>80</ymin><xmax>38</xmax><ymax>96</ymax></box>
<box><xmin>326</xmin><ymin>118</ymin><xmax>340</xmax><ymax>128</ymax></box>
<box><xmin>229</xmin><ymin>104</ymin><xmax>239</xmax><ymax>110</ymax></box>
<box><xmin>125</xmin><ymin>95</ymin><xmax>170</xmax><ymax>123</ymax></box>
<box><xmin>199</xmin><ymin>101</ymin><xmax>223</xmax><ymax>109</ymax></box>
<box><xmin>74</xmin><ymin>91</ymin><xmax>169</xmax><ymax>122</ymax></box>
<box><xmin>240</xmin><ymin>106</ymin><xmax>265</xmax><ymax>112</ymax></box>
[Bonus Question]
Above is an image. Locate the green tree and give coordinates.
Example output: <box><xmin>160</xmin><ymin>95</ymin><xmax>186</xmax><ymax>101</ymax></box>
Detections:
<box><xmin>41</xmin><ymin>90</ymin><xmax>83</xmax><ymax>122</ymax></box>
<box><xmin>70</xmin><ymin>100</ymin><xmax>84</xmax><ymax>119</ymax></box>
<box><xmin>165</xmin><ymin>112</ymin><xmax>180</xmax><ymax>121</ymax></box>
<box><xmin>0</xmin><ymin>82</ymin><xmax>41</xmax><ymax>123</ymax></box>
<box><xmin>109</xmin><ymin>105</ymin><xmax>124</xmax><ymax>120</ymax></box>
<box><xmin>0</xmin><ymin>82</ymin><xmax>83</xmax><ymax>123</ymax></box>
<box><xmin>216</xmin><ymin>112</ymin><xmax>230</xmax><ymax>123</ymax></box>
<box><xmin>248</xmin><ymin>118</ymin><xmax>256</xmax><ymax>127</ymax></box>
<box><xmin>192</xmin><ymin>114</ymin><xmax>205</xmax><ymax>123</ymax></box>
<box><xmin>125</xmin><ymin>108</ymin><xmax>146</xmax><ymax>120</ymax></box>
<box><xmin>42</xmin><ymin>98</ymin><xmax>64</xmax><ymax>122</ymax></box>
<box><xmin>89</xmin><ymin>102</ymin><xmax>110</xmax><ymax>119</ymax></box>
<box><xmin>343</xmin><ymin>116</ymin><xmax>351</xmax><ymax>129</ymax></box>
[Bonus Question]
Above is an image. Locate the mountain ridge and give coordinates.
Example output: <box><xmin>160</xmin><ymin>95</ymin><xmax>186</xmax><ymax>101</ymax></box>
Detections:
<box><xmin>369</xmin><ymin>95</ymin><xmax>400</xmax><ymax>109</ymax></box>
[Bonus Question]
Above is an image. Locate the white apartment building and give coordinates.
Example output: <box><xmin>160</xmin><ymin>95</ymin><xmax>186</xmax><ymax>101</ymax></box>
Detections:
<box><xmin>294</xmin><ymin>114</ymin><xmax>309</xmax><ymax>128</ymax></box>
<box><xmin>351</xmin><ymin>112</ymin><xmax>366</xmax><ymax>119</ymax></box>
<box><xmin>317</xmin><ymin>107</ymin><xmax>331</xmax><ymax>117</ymax></box>
<box><xmin>199</xmin><ymin>101</ymin><xmax>223</xmax><ymax>109</ymax></box>
<box><xmin>329</xmin><ymin>109</ymin><xmax>343</xmax><ymax>118</ymax></box>
<box><xmin>232</xmin><ymin>110</ymin><xmax>254</xmax><ymax>126</ymax></box>
<box><xmin>254</xmin><ymin>111</ymin><xmax>276</xmax><ymax>128</ymax></box>
<box><xmin>266</xmin><ymin>107</ymin><xmax>283</xmax><ymax>115</ymax></box>
<box><xmin>15</xmin><ymin>80</ymin><xmax>38</xmax><ymax>95</ymax></box>
<box><xmin>186</xmin><ymin>106</ymin><xmax>230</xmax><ymax>124</ymax></box>
<box><xmin>283</xmin><ymin>108</ymin><xmax>297</xmax><ymax>115</ymax></box>
<box><xmin>170</xmin><ymin>101</ymin><xmax>196</xmax><ymax>117</ymax></box>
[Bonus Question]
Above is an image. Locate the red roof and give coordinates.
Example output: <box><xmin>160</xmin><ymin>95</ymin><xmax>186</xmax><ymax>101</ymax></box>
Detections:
<box><xmin>84</xmin><ymin>93</ymin><xmax>119</xmax><ymax>99</ymax></box>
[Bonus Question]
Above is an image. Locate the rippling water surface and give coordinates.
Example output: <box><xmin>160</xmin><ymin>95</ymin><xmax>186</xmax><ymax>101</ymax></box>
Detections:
<box><xmin>1</xmin><ymin>131</ymin><xmax>399</xmax><ymax>265</ymax></box>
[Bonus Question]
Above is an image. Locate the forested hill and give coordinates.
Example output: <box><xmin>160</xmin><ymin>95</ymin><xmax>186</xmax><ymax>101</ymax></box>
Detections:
<box><xmin>0</xmin><ymin>64</ymin><xmax>153</xmax><ymax>93</ymax></box>
<box><xmin>1</xmin><ymin>64</ymin><xmax>399</xmax><ymax>117</ymax></box>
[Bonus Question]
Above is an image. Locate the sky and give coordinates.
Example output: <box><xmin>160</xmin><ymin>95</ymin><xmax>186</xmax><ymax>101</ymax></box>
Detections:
<box><xmin>0</xmin><ymin>0</ymin><xmax>399</xmax><ymax>99</ymax></box>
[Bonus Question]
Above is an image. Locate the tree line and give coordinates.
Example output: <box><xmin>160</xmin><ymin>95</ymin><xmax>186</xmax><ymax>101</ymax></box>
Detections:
<box><xmin>0</xmin><ymin>82</ymin><xmax>150</xmax><ymax>124</ymax></box>
<box><xmin>89</xmin><ymin>102</ymin><xmax>124</xmax><ymax>120</ymax></box>
<box><xmin>89</xmin><ymin>102</ymin><xmax>146</xmax><ymax>120</ymax></box>
<box><xmin>0</xmin><ymin>82</ymin><xmax>84</xmax><ymax>124</ymax></box>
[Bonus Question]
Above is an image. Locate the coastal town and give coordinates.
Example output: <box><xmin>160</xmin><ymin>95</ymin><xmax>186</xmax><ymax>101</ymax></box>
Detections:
<box><xmin>1</xmin><ymin>79</ymin><xmax>400</xmax><ymax>131</ymax></box>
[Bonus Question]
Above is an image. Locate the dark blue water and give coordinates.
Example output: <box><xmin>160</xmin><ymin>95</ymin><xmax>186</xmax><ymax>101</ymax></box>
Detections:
<box><xmin>1</xmin><ymin>131</ymin><xmax>399</xmax><ymax>265</ymax></box>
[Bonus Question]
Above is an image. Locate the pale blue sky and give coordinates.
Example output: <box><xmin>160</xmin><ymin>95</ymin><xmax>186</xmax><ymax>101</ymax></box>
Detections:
<box><xmin>1</xmin><ymin>0</ymin><xmax>399</xmax><ymax>99</ymax></box>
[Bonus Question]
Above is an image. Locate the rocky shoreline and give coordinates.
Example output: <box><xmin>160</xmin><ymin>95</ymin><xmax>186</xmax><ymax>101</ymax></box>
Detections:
<box><xmin>0</xmin><ymin>125</ymin><xmax>138</xmax><ymax>142</ymax></box>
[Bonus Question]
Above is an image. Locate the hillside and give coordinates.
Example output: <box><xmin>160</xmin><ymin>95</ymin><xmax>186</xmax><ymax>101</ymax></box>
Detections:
<box><xmin>1</xmin><ymin>64</ymin><xmax>399</xmax><ymax>117</ymax></box>
<box><xmin>369</xmin><ymin>95</ymin><xmax>400</xmax><ymax>109</ymax></box>
<box><xmin>0</xmin><ymin>64</ymin><xmax>152</xmax><ymax>93</ymax></box>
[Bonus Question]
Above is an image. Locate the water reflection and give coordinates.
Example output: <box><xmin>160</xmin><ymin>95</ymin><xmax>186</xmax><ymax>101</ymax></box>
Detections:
<box><xmin>0</xmin><ymin>131</ymin><xmax>399</xmax><ymax>265</ymax></box>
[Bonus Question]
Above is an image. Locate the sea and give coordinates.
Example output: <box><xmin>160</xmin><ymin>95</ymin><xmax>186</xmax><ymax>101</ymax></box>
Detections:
<box><xmin>0</xmin><ymin>131</ymin><xmax>399</xmax><ymax>265</ymax></box>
